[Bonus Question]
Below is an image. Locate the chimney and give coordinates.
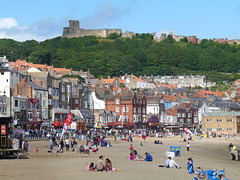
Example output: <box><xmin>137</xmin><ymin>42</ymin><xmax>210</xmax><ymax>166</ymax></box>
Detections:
<box><xmin>108</xmin><ymin>75</ymin><xmax>111</xmax><ymax>79</ymax></box>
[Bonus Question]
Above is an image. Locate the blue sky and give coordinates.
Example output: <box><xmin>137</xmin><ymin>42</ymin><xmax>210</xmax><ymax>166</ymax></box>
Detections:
<box><xmin>1</xmin><ymin>0</ymin><xmax>240</xmax><ymax>41</ymax></box>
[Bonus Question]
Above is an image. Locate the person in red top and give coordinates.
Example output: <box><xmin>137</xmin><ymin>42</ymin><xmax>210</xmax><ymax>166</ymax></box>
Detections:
<box><xmin>130</xmin><ymin>144</ymin><xmax>133</xmax><ymax>150</ymax></box>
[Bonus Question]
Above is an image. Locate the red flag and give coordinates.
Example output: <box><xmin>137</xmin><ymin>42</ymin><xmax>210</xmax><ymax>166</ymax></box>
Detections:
<box><xmin>60</xmin><ymin>113</ymin><xmax>73</xmax><ymax>140</ymax></box>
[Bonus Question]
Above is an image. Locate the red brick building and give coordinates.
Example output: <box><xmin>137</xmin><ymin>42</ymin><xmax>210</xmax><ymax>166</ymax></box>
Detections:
<box><xmin>105</xmin><ymin>95</ymin><xmax>147</xmax><ymax>128</ymax></box>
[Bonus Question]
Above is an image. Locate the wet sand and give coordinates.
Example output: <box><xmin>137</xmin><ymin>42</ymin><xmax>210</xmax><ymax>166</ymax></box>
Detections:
<box><xmin>0</xmin><ymin>136</ymin><xmax>239</xmax><ymax>180</ymax></box>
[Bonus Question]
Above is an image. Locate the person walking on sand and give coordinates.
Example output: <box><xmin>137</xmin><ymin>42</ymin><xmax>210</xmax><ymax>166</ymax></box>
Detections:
<box><xmin>49</xmin><ymin>138</ymin><xmax>54</xmax><ymax>153</ymax></box>
<box><xmin>187</xmin><ymin>158</ymin><xmax>194</xmax><ymax>174</ymax></box>
<box><xmin>187</xmin><ymin>142</ymin><xmax>190</xmax><ymax>151</ymax></box>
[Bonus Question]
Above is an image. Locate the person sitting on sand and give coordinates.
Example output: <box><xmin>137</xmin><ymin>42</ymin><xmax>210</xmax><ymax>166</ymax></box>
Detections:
<box><xmin>168</xmin><ymin>157</ymin><xmax>180</xmax><ymax>169</ymax></box>
<box><xmin>87</xmin><ymin>162</ymin><xmax>95</xmax><ymax>171</ymax></box>
<box><xmin>105</xmin><ymin>158</ymin><xmax>112</xmax><ymax>171</ymax></box>
<box><xmin>97</xmin><ymin>155</ymin><xmax>106</xmax><ymax>171</ymax></box>
<box><xmin>79</xmin><ymin>145</ymin><xmax>84</xmax><ymax>153</ymax></box>
<box><xmin>144</xmin><ymin>152</ymin><xmax>153</xmax><ymax>162</ymax></box>
<box><xmin>165</xmin><ymin>157</ymin><xmax>171</xmax><ymax>168</ymax></box>
<box><xmin>130</xmin><ymin>152</ymin><xmax>136</xmax><ymax>160</ymax></box>
<box><xmin>198</xmin><ymin>172</ymin><xmax>206</xmax><ymax>180</ymax></box>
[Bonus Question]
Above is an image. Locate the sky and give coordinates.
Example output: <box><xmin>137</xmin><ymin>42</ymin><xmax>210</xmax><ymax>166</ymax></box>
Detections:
<box><xmin>1</xmin><ymin>0</ymin><xmax>240</xmax><ymax>42</ymax></box>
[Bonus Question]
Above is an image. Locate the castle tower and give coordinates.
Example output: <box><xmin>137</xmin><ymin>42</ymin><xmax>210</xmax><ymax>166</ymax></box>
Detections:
<box><xmin>69</xmin><ymin>20</ymin><xmax>80</xmax><ymax>30</ymax></box>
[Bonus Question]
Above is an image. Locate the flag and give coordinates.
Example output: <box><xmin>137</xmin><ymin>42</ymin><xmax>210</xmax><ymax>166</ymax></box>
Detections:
<box><xmin>60</xmin><ymin>113</ymin><xmax>73</xmax><ymax>141</ymax></box>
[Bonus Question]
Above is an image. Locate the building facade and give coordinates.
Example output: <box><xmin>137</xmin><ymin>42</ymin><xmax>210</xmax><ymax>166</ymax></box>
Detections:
<box><xmin>202</xmin><ymin>112</ymin><xmax>240</xmax><ymax>134</ymax></box>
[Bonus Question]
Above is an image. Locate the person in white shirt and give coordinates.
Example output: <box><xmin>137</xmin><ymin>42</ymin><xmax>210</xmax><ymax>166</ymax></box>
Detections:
<box><xmin>165</xmin><ymin>157</ymin><xmax>180</xmax><ymax>169</ymax></box>
<box><xmin>65</xmin><ymin>138</ymin><xmax>70</xmax><ymax>151</ymax></box>
<box><xmin>169</xmin><ymin>157</ymin><xmax>180</xmax><ymax>168</ymax></box>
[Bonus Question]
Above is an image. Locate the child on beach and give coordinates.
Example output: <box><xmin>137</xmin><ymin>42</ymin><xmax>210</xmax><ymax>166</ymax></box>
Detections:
<box><xmin>130</xmin><ymin>152</ymin><xmax>136</xmax><ymax>160</ymax></box>
<box><xmin>187</xmin><ymin>142</ymin><xmax>190</xmax><ymax>151</ymax></box>
<box><xmin>87</xmin><ymin>162</ymin><xmax>95</xmax><ymax>171</ymax></box>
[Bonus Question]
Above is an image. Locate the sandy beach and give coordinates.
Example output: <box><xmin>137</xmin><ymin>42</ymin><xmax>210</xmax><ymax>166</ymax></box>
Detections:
<box><xmin>0</xmin><ymin>136</ymin><xmax>239</xmax><ymax>180</ymax></box>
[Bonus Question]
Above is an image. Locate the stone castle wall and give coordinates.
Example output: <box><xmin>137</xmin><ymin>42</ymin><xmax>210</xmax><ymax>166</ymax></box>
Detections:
<box><xmin>62</xmin><ymin>20</ymin><xmax>239</xmax><ymax>44</ymax></box>
<box><xmin>62</xmin><ymin>20</ymin><xmax>156</xmax><ymax>39</ymax></box>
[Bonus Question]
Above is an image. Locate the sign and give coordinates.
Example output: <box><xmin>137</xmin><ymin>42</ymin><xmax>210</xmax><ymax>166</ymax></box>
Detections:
<box><xmin>12</xmin><ymin>138</ymin><xmax>19</xmax><ymax>150</ymax></box>
<box><xmin>1</xmin><ymin>124</ymin><xmax>6</xmax><ymax>135</ymax></box>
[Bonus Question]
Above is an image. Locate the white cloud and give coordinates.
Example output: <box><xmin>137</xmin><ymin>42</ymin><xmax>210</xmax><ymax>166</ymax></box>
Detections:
<box><xmin>0</xmin><ymin>17</ymin><xmax>67</xmax><ymax>42</ymax></box>
<box><xmin>0</xmin><ymin>17</ymin><xmax>18</xmax><ymax>29</ymax></box>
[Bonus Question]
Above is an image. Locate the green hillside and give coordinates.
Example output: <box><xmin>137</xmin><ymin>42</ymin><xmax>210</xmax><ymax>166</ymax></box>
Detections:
<box><xmin>1</xmin><ymin>34</ymin><xmax>240</xmax><ymax>84</ymax></box>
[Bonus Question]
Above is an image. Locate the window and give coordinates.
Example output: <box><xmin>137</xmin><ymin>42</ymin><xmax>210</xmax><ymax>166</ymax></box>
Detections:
<box><xmin>207</xmin><ymin>128</ymin><xmax>212</xmax><ymax>131</ymax></box>
<box><xmin>187</xmin><ymin>119</ymin><xmax>191</xmax><ymax>124</ymax></box>
<box><xmin>217</xmin><ymin>128</ymin><xmax>223</xmax><ymax>131</ymax></box>
<box><xmin>61</xmin><ymin>95</ymin><xmax>65</xmax><ymax>101</ymax></box>
<box><xmin>14</xmin><ymin>100</ymin><xmax>19</xmax><ymax>107</ymax></box>
<box><xmin>179</xmin><ymin>119</ymin><xmax>184</xmax><ymax>123</ymax></box>
<box><xmin>227</xmin><ymin>119</ymin><xmax>232</xmax><ymax>122</ymax></box>
<box><xmin>48</xmin><ymin>88</ymin><xmax>52</xmax><ymax>95</ymax></box>
<box><xmin>84</xmin><ymin>101</ymin><xmax>88</xmax><ymax>108</ymax></box>
<box><xmin>28</xmin><ymin>112</ymin><xmax>33</xmax><ymax>119</ymax></box>
<box><xmin>138</xmin><ymin>107</ymin><xmax>141</xmax><ymax>113</ymax></box>
<box><xmin>216</xmin><ymin>119</ymin><xmax>222</xmax><ymax>122</ymax></box>
<box><xmin>36</xmin><ymin>104</ymin><xmax>39</xmax><ymax>110</ymax></box>
<box><xmin>143</xmin><ymin>108</ymin><xmax>145</xmax><ymax>114</ymax></box>
<box><xmin>35</xmin><ymin>90</ymin><xmax>38</xmax><ymax>96</ymax></box>
<box><xmin>67</xmin><ymin>85</ymin><xmax>71</xmax><ymax>92</ymax></box>
<box><xmin>116</xmin><ymin>107</ymin><xmax>119</xmax><ymax>113</ymax></box>
<box><xmin>1</xmin><ymin>72</ymin><xmax>4</xmax><ymax>75</ymax></box>
<box><xmin>28</xmin><ymin>103</ymin><xmax>31</xmax><ymax>110</ymax></box>
<box><xmin>56</xmin><ymin>88</ymin><xmax>59</xmax><ymax>96</ymax></box>
<box><xmin>178</xmin><ymin>113</ymin><xmax>181</xmax><ymax>117</ymax></box>
<box><xmin>48</xmin><ymin>99</ymin><xmax>52</xmax><ymax>105</ymax></box>
<box><xmin>32</xmin><ymin>104</ymin><xmax>35</xmax><ymax>110</ymax></box>
<box><xmin>123</xmin><ymin>107</ymin><xmax>129</xmax><ymax>113</ymax></box>
<box><xmin>52</xmin><ymin>100</ymin><xmax>55</xmax><ymax>108</ymax></box>
<box><xmin>143</xmin><ymin>100</ymin><xmax>145</xmax><ymax>104</ymax></box>
<box><xmin>61</xmin><ymin>85</ymin><xmax>65</xmax><ymax>92</ymax></box>
<box><xmin>188</xmin><ymin>113</ymin><xmax>192</xmax><ymax>117</ymax></box>
<box><xmin>116</xmin><ymin>99</ymin><xmax>119</xmax><ymax>104</ymax></box>
<box><xmin>182</xmin><ymin>113</ymin><xmax>186</xmax><ymax>117</ymax></box>
<box><xmin>75</xmin><ymin>99</ymin><xmax>79</xmax><ymax>104</ymax></box>
<box><xmin>227</xmin><ymin>128</ymin><xmax>232</xmax><ymax>131</ymax></box>
<box><xmin>134</xmin><ymin>107</ymin><xmax>136</xmax><ymax>113</ymax></box>
<box><xmin>43</xmin><ymin>91</ymin><xmax>46</xmax><ymax>96</ymax></box>
<box><xmin>207</xmin><ymin>119</ymin><xmax>212</xmax><ymax>122</ymax></box>
<box><xmin>78</xmin><ymin>84</ymin><xmax>82</xmax><ymax>89</ymax></box>
<box><xmin>53</xmin><ymin>88</ymin><xmax>56</xmax><ymax>96</ymax></box>
<box><xmin>43</xmin><ymin>100</ymin><xmax>46</xmax><ymax>107</ymax></box>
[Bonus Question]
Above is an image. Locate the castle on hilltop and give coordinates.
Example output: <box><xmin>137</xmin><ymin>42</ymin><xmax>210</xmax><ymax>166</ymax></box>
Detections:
<box><xmin>62</xmin><ymin>20</ymin><xmax>157</xmax><ymax>39</ymax></box>
<box><xmin>62</xmin><ymin>20</ymin><xmax>240</xmax><ymax>44</ymax></box>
